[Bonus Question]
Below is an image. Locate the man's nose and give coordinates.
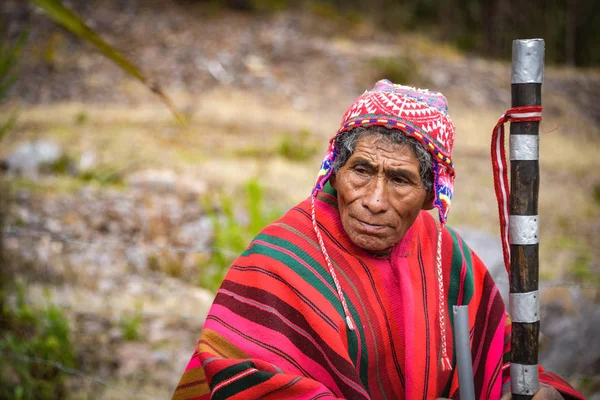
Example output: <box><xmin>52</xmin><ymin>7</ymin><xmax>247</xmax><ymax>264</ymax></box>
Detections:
<box><xmin>362</xmin><ymin>176</ymin><xmax>389</xmax><ymax>214</ymax></box>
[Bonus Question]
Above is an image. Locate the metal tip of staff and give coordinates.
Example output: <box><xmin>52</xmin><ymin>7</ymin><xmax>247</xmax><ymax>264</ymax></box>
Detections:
<box><xmin>512</xmin><ymin>39</ymin><xmax>545</xmax><ymax>84</ymax></box>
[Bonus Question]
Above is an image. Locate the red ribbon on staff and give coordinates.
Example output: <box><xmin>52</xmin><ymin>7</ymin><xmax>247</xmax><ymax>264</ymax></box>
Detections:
<box><xmin>491</xmin><ymin>105</ymin><xmax>543</xmax><ymax>273</ymax></box>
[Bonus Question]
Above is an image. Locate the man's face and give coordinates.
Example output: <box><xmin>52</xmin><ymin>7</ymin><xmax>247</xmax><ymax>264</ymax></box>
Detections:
<box><xmin>330</xmin><ymin>134</ymin><xmax>433</xmax><ymax>254</ymax></box>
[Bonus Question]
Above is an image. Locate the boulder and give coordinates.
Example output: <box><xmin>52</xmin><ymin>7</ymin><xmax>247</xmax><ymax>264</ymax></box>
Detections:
<box><xmin>4</xmin><ymin>140</ymin><xmax>64</xmax><ymax>177</ymax></box>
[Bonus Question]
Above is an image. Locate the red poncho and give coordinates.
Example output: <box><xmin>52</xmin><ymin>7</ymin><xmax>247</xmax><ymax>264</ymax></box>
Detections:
<box><xmin>173</xmin><ymin>185</ymin><xmax>582</xmax><ymax>399</ymax></box>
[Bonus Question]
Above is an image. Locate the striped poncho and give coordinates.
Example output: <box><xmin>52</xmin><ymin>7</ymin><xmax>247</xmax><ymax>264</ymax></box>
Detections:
<box><xmin>173</xmin><ymin>185</ymin><xmax>582</xmax><ymax>399</ymax></box>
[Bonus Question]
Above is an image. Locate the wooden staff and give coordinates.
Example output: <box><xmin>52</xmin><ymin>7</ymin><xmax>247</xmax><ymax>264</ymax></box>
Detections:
<box><xmin>509</xmin><ymin>38</ymin><xmax>544</xmax><ymax>399</ymax></box>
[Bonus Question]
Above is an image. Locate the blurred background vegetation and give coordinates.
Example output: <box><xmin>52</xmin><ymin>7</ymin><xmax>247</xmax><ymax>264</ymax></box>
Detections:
<box><xmin>0</xmin><ymin>0</ymin><xmax>598</xmax><ymax>398</ymax></box>
<box><xmin>222</xmin><ymin>0</ymin><xmax>600</xmax><ymax>66</ymax></box>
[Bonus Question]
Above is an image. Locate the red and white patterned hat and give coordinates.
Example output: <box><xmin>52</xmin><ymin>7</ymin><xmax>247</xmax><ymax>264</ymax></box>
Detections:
<box><xmin>313</xmin><ymin>79</ymin><xmax>456</xmax><ymax>224</ymax></box>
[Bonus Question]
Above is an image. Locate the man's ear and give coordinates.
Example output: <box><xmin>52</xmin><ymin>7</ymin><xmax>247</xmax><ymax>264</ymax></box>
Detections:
<box><xmin>422</xmin><ymin>191</ymin><xmax>435</xmax><ymax>210</ymax></box>
<box><xmin>329</xmin><ymin>174</ymin><xmax>337</xmax><ymax>190</ymax></box>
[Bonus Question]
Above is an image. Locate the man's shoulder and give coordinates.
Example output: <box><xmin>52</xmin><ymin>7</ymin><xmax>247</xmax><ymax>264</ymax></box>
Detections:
<box><xmin>438</xmin><ymin>221</ymin><xmax>509</xmax><ymax>302</ymax></box>
<box><xmin>416</xmin><ymin>211</ymin><xmax>471</xmax><ymax>248</ymax></box>
<box><xmin>253</xmin><ymin>197</ymin><xmax>314</xmax><ymax>241</ymax></box>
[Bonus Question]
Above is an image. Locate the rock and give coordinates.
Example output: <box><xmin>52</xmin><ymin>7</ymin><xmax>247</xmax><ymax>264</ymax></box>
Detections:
<box><xmin>454</xmin><ymin>227</ymin><xmax>509</xmax><ymax>304</ymax></box>
<box><xmin>128</xmin><ymin>169</ymin><xmax>178</xmax><ymax>192</ymax></box>
<box><xmin>126</xmin><ymin>247</ymin><xmax>148</xmax><ymax>272</ymax></box>
<box><xmin>148</xmin><ymin>319</ymin><xmax>168</xmax><ymax>344</ymax></box>
<box><xmin>244</xmin><ymin>54</ymin><xmax>269</xmax><ymax>78</ymax></box>
<box><xmin>5</xmin><ymin>140</ymin><xmax>64</xmax><ymax>177</ymax></box>
<box><xmin>175</xmin><ymin>217</ymin><xmax>213</xmax><ymax>252</ymax></box>
<box><xmin>153</xmin><ymin>350</ymin><xmax>170</xmax><ymax>364</ymax></box>
<box><xmin>126</xmin><ymin>277</ymin><xmax>144</xmax><ymax>295</ymax></box>
<box><xmin>430</xmin><ymin>70</ymin><xmax>450</xmax><ymax>88</ymax></box>
<box><xmin>77</xmin><ymin>151</ymin><xmax>97</xmax><ymax>172</ymax></box>
<box><xmin>539</xmin><ymin>289</ymin><xmax>600</xmax><ymax>378</ymax></box>
<box><xmin>127</xmin><ymin>169</ymin><xmax>207</xmax><ymax>196</ymax></box>
<box><xmin>109</xmin><ymin>326</ymin><xmax>123</xmax><ymax>341</ymax></box>
<box><xmin>116</xmin><ymin>342</ymin><xmax>153</xmax><ymax>379</ymax></box>
<box><xmin>98</xmin><ymin>278</ymin><xmax>117</xmax><ymax>293</ymax></box>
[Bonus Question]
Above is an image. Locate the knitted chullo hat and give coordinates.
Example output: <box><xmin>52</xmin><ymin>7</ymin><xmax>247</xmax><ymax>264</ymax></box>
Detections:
<box><xmin>313</xmin><ymin>79</ymin><xmax>456</xmax><ymax>223</ymax></box>
<box><xmin>310</xmin><ymin>79</ymin><xmax>456</xmax><ymax>371</ymax></box>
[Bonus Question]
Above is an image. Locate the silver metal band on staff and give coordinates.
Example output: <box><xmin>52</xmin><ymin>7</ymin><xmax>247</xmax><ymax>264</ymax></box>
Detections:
<box><xmin>510</xmin><ymin>135</ymin><xmax>539</xmax><ymax>161</ymax></box>
<box><xmin>509</xmin><ymin>291</ymin><xmax>540</xmax><ymax>323</ymax></box>
<box><xmin>511</xmin><ymin>363</ymin><xmax>540</xmax><ymax>395</ymax></box>
<box><xmin>509</xmin><ymin>215</ymin><xmax>539</xmax><ymax>245</ymax></box>
<box><xmin>512</xmin><ymin>39</ymin><xmax>544</xmax><ymax>84</ymax></box>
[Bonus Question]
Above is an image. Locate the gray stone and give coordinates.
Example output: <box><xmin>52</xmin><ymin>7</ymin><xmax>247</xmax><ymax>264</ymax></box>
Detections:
<box><xmin>153</xmin><ymin>350</ymin><xmax>170</xmax><ymax>364</ymax></box>
<box><xmin>127</xmin><ymin>169</ymin><xmax>207</xmax><ymax>196</ymax></box>
<box><xmin>539</xmin><ymin>290</ymin><xmax>600</xmax><ymax>378</ymax></box>
<box><xmin>5</xmin><ymin>140</ymin><xmax>63</xmax><ymax>177</ymax></box>
<box><xmin>77</xmin><ymin>151</ymin><xmax>97</xmax><ymax>172</ymax></box>
<box><xmin>126</xmin><ymin>247</ymin><xmax>149</xmax><ymax>272</ymax></box>
<box><xmin>175</xmin><ymin>217</ymin><xmax>213</xmax><ymax>252</ymax></box>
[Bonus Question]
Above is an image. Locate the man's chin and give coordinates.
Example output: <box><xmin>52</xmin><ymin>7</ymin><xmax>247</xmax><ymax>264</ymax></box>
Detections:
<box><xmin>349</xmin><ymin>233</ymin><xmax>394</xmax><ymax>254</ymax></box>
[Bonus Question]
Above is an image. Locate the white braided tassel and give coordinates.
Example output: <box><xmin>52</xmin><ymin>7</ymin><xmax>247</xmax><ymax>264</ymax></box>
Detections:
<box><xmin>311</xmin><ymin>196</ymin><xmax>355</xmax><ymax>331</ymax></box>
<box><xmin>436</xmin><ymin>224</ymin><xmax>452</xmax><ymax>371</ymax></box>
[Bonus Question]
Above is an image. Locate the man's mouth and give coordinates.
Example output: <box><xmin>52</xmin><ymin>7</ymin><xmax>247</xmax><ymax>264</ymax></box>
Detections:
<box><xmin>353</xmin><ymin>217</ymin><xmax>388</xmax><ymax>232</ymax></box>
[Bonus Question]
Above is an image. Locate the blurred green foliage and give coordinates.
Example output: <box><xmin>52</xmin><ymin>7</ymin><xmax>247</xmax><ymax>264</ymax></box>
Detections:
<box><xmin>555</xmin><ymin>236</ymin><xmax>598</xmax><ymax>284</ymax></box>
<box><xmin>368</xmin><ymin>55</ymin><xmax>421</xmax><ymax>87</ymax></box>
<box><xmin>593</xmin><ymin>184</ymin><xmax>600</xmax><ymax>206</ymax></box>
<box><xmin>119</xmin><ymin>305</ymin><xmax>143</xmax><ymax>341</ymax></box>
<box><xmin>200</xmin><ymin>179</ymin><xmax>283</xmax><ymax>292</ymax></box>
<box><xmin>318</xmin><ymin>0</ymin><xmax>599</xmax><ymax>66</ymax></box>
<box><xmin>0</xmin><ymin>28</ymin><xmax>26</xmax><ymax>101</ymax></box>
<box><xmin>0</xmin><ymin>23</ymin><xmax>27</xmax><ymax>141</ymax></box>
<box><xmin>0</xmin><ymin>285</ymin><xmax>75</xmax><ymax>400</ymax></box>
<box><xmin>27</xmin><ymin>0</ymin><xmax>184</xmax><ymax>122</ymax></box>
<box><xmin>42</xmin><ymin>151</ymin><xmax>126</xmax><ymax>187</ymax></box>
<box><xmin>217</xmin><ymin>0</ymin><xmax>599</xmax><ymax>66</ymax></box>
<box><xmin>78</xmin><ymin>164</ymin><xmax>125</xmax><ymax>187</ymax></box>
<box><xmin>0</xmin><ymin>165</ymin><xmax>75</xmax><ymax>399</ymax></box>
<box><xmin>305</xmin><ymin>1</ymin><xmax>364</xmax><ymax>31</ymax></box>
<box><xmin>276</xmin><ymin>129</ymin><xmax>319</xmax><ymax>162</ymax></box>
<box><xmin>235</xmin><ymin>129</ymin><xmax>318</xmax><ymax>161</ymax></box>
<box><xmin>251</xmin><ymin>0</ymin><xmax>288</xmax><ymax>12</ymax></box>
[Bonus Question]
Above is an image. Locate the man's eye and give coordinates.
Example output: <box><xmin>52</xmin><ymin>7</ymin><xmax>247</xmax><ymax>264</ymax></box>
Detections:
<box><xmin>354</xmin><ymin>166</ymin><xmax>369</xmax><ymax>175</ymax></box>
<box><xmin>392</xmin><ymin>177</ymin><xmax>407</xmax><ymax>184</ymax></box>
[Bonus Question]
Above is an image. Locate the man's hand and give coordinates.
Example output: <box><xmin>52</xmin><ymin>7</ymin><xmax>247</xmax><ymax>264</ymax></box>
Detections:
<box><xmin>500</xmin><ymin>383</ymin><xmax>564</xmax><ymax>400</ymax></box>
<box><xmin>533</xmin><ymin>384</ymin><xmax>563</xmax><ymax>399</ymax></box>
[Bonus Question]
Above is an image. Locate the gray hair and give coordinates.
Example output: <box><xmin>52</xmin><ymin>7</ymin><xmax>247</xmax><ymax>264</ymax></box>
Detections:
<box><xmin>332</xmin><ymin>126</ymin><xmax>434</xmax><ymax>194</ymax></box>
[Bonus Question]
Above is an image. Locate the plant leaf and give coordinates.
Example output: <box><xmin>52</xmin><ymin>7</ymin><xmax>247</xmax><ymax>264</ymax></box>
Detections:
<box><xmin>28</xmin><ymin>0</ymin><xmax>185</xmax><ymax>124</ymax></box>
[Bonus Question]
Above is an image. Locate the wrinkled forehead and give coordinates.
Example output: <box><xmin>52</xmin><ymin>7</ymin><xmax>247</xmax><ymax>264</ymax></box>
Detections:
<box><xmin>353</xmin><ymin>131</ymin><xmax>419</xmax><ymax>154</ymax></box>
<box><xmin>348</xmin><ymin>128</ymin><xmax>420</xmax><ymax>155</ymax></box>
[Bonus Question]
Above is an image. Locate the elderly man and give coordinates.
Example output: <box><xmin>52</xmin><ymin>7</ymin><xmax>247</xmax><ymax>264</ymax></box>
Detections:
<box><xmin>173</xmin><ymin>81</ymin><xmax>582</xmax><ymax>399</ymax></box>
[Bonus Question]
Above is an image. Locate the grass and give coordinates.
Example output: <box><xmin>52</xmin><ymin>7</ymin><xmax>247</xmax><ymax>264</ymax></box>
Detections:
<box><xmin>305</xmin><ymin>1</ymin><xmax>365</xmax><ymax>34</ymax></box>
<box><xmin>3</xmin><ymin>175</ymin><xmax>86</xmax><ymax>195</ymax></box>
<box><xmin>0</xmin><ymin>283</ymin><xmax>75</xmax><ymax>399</ymax></box>
<box><xmin>119</xmin><ymin>306</ymin><xmax>144</xmax><ymax>341</ymax></box>
<box><xmin>368</xmin><ymin>55</ymin><xmax>421</xmax><ymax>86</ymax></box>
<box><xmin>593</xmin><ymin>185</ymin><xmax>600</xmax><ymax>206</ymax></box>
<box><xmin>200</xmin><ymin>179</ymin><xmax>283</xmax><ymax>292</ymax></box>
<box><xmin>276</xmin><ymin>129</ymin><xmax>319</xmax><ymax>161</ymax></box>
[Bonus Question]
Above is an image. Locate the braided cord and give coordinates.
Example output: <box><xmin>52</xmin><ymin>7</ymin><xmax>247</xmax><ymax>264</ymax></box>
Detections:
<box><xmin>311</xmin><ymin>196</ymin><xmax>355</xmax><ymax>331</ymax></box>
<box><xmin>491</xmin><ymin>106</ymin><xmax>543</xmax><ymax>273</ymax></box>
<box><xmin>436</xmin><ymin>224</ymin><xmax>452</xmax><ymax>371</ymax></box>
